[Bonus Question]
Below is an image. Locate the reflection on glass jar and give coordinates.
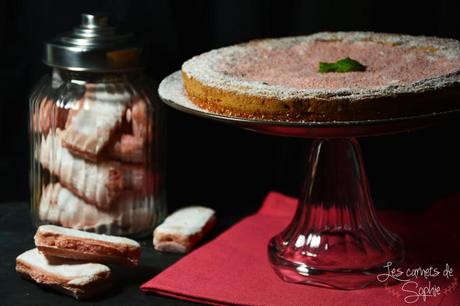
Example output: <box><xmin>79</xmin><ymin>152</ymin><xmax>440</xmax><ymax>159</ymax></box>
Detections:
<box><xmin>29</xmin><ymin>14</ymin><xmax>166</xmax><ymax>237</ymax></box>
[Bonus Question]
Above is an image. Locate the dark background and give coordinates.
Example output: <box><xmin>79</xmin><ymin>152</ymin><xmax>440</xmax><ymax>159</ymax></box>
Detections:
<box><xmin>0</xmin><ymin>0</ymin><xmax>459</xmax><ymax>215</ymax></box>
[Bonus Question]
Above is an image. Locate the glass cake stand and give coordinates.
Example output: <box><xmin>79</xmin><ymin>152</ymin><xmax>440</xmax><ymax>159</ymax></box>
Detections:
<box><xmin>159</xmin><ymin>71</ymin><xmax>460</xmax><ymax>290</ymax></box>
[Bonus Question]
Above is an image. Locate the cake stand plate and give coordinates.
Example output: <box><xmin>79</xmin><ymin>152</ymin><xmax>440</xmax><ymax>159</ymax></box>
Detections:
<box><xmin>159</xmin><ymin>72</ymin><xmax>459</xmax><ymax>138</ymax></box>
<box><xmin>159</xmin><ymin>71</ymin><xmax>460</xmax><ymax>289</ymax></box>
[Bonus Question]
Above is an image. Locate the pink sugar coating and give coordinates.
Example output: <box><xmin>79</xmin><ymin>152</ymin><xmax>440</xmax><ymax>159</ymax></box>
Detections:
<box><xmin>219</xmin><ymin>41</ymin><xmax>460</xmax><ymax>90</ymax></box>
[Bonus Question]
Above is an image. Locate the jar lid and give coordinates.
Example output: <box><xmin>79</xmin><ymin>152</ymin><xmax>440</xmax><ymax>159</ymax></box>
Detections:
<box><xmin>43</xmin><ymin>13</ymin><xmax>143</xmax><ymax>72</ymax></box>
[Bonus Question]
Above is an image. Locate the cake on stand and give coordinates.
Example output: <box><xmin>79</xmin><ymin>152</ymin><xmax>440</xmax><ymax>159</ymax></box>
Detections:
<box><xmin>159</xmin><ymin>71</ymin><xmax>460</xmax><ymax>289</ymax></box>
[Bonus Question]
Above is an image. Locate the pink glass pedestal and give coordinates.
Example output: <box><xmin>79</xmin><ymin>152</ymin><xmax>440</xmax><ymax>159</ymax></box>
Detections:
<box><xmin>268</xmin><ymin>138</ymin><xmax>404</xmax><ymax>289</ymax></box>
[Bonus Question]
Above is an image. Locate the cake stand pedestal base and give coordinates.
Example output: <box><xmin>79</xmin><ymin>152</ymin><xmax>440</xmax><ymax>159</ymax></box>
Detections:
<box><xmin>268</xmin><ymin>138</ymin><xmax>404</xmax><ymax>289</ymax></box>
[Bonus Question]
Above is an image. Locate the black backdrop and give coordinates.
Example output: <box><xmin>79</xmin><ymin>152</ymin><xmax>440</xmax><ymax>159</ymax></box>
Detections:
<box><xmin>0</xmin><ymin>0</ymin><xmax>459</xmax><ymax>215</ymax></box>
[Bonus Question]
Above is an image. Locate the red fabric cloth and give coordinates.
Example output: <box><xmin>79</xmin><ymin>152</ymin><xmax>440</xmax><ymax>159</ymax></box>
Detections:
<box><xmin>141</xmin><ymin>192</ymin><xmax>460</xmax><ymax>306</ymax></box>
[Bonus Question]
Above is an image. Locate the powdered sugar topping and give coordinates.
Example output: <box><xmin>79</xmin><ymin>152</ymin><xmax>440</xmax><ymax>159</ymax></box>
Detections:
<box><xmin>37</xmin><ymin>225</ymin><xmax>140</xmax><ymax>247</ymax></box>
<box><xmin>17</xmin><ymin>248</ymin><xmax>110</xmax><ymax>285</ymax></box>
<box><xmin>182</xmin><ymin>32</ymin><xmax>460</xmax><ymax>101</ymax></box>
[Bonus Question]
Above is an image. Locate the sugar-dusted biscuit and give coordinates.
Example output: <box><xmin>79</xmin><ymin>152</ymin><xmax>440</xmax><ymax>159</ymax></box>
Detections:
<box><xmin>35</xmin><ymin>225</ymin><xmax>141</xmax><ymax>267</ymax></box>
<box><xmin>39</xmin><ymin>131</ymin><xmax>147</xmax><ymax>208</ymax></box>
<box><xmin>38</xmin><ymin>183</ymin><xmax>118</xmax><ymax>230</ymax></box>
<box><xmin>16</xmin><ymin>248</ymin><xmax>111</xmax><ymax>300</ymax></box>
<box><xmin>38</xmin><ymin>183</ymin><xmax>154</xmax><ymax>235</ymax></box>
<box><xmin>61</xmin><ymin>83</ymin><xmax>131</xmax><ymax>158</ymax></box>
<box><xmin>153</xmin><ymin>206</ymin><xmax>216</xmax><ymax>253</ymax></box>
<box><xmin>107</xmin><ymin>98</ymin><xmax>151</xmax><ymax>164</ymax></box>
<box><xmin>32</xmin><ymin>96</ymin><xmax>68</xmax><ymax>134</ymax></box>
<box><xmin>108</xmin><ymin>134</ymin><xmax>145</xmax><ymax>164</ymax></box>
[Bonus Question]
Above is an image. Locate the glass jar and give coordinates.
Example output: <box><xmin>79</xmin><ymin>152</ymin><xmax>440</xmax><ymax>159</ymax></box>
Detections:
<box><xmin>29</xmin><ymin>14</ymin><xmax>166</xmax><ymax>237</ymax></box>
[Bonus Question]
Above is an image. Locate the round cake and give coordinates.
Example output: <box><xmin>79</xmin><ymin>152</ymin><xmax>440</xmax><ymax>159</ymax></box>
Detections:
<box><xmin>181</xmin><ymin>32</ymin><xmax>460</xmax><ymax>121</ymax></box>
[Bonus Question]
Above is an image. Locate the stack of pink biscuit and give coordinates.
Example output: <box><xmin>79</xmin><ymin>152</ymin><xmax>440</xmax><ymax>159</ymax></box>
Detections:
<box><xmin>16</xmin><ymin>225</ymin><xmax>141</xmax><ymax>299</ymax></box>
<box><xmin>33</xmin><ymin>83</ymin><xmax>154</xmax><ymax>234</ymax></box>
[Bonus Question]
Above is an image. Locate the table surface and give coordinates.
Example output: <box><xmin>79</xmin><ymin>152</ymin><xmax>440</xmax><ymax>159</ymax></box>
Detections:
<box><xmin>0</xmin><ymin>201</ymin><xmax>242</xmax><ymax>306</ymax></box>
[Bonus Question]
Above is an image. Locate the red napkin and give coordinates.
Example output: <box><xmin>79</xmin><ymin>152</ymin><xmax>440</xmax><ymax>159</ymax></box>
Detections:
<box><xmin>141</xmin><ymin>192</ymin><xmax>460</xmax><ymax>306</ymax></box>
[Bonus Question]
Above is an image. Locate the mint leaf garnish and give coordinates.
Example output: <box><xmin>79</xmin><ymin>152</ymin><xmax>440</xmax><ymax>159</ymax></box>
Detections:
<box><xmin>319</xmin><ymin>57</ymin><xmax>366</xmax><ymax>73</ymax></box>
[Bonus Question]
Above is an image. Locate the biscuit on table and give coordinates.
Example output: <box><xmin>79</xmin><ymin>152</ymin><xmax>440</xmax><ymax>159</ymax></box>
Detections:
<box><xmin>35</xmin><ymin>225</ymin><xmax>141</xmax><ymax>267</ymax></box>
<box><xmin>16</xmin><ymin>248</ymin><xmax>111</xmax><ymax>300</ymax></box>
<box><xmin>153</xmin><ymin>206</ymin><xmax>216</xmax><ymax>253</ymax></box>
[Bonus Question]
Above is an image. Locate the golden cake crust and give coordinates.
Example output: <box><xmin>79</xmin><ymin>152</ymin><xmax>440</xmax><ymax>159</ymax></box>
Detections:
<box><xmin>182</xmin><ymin>32</ymin><xmax>460</xmax><ymax>121</ymax></box>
